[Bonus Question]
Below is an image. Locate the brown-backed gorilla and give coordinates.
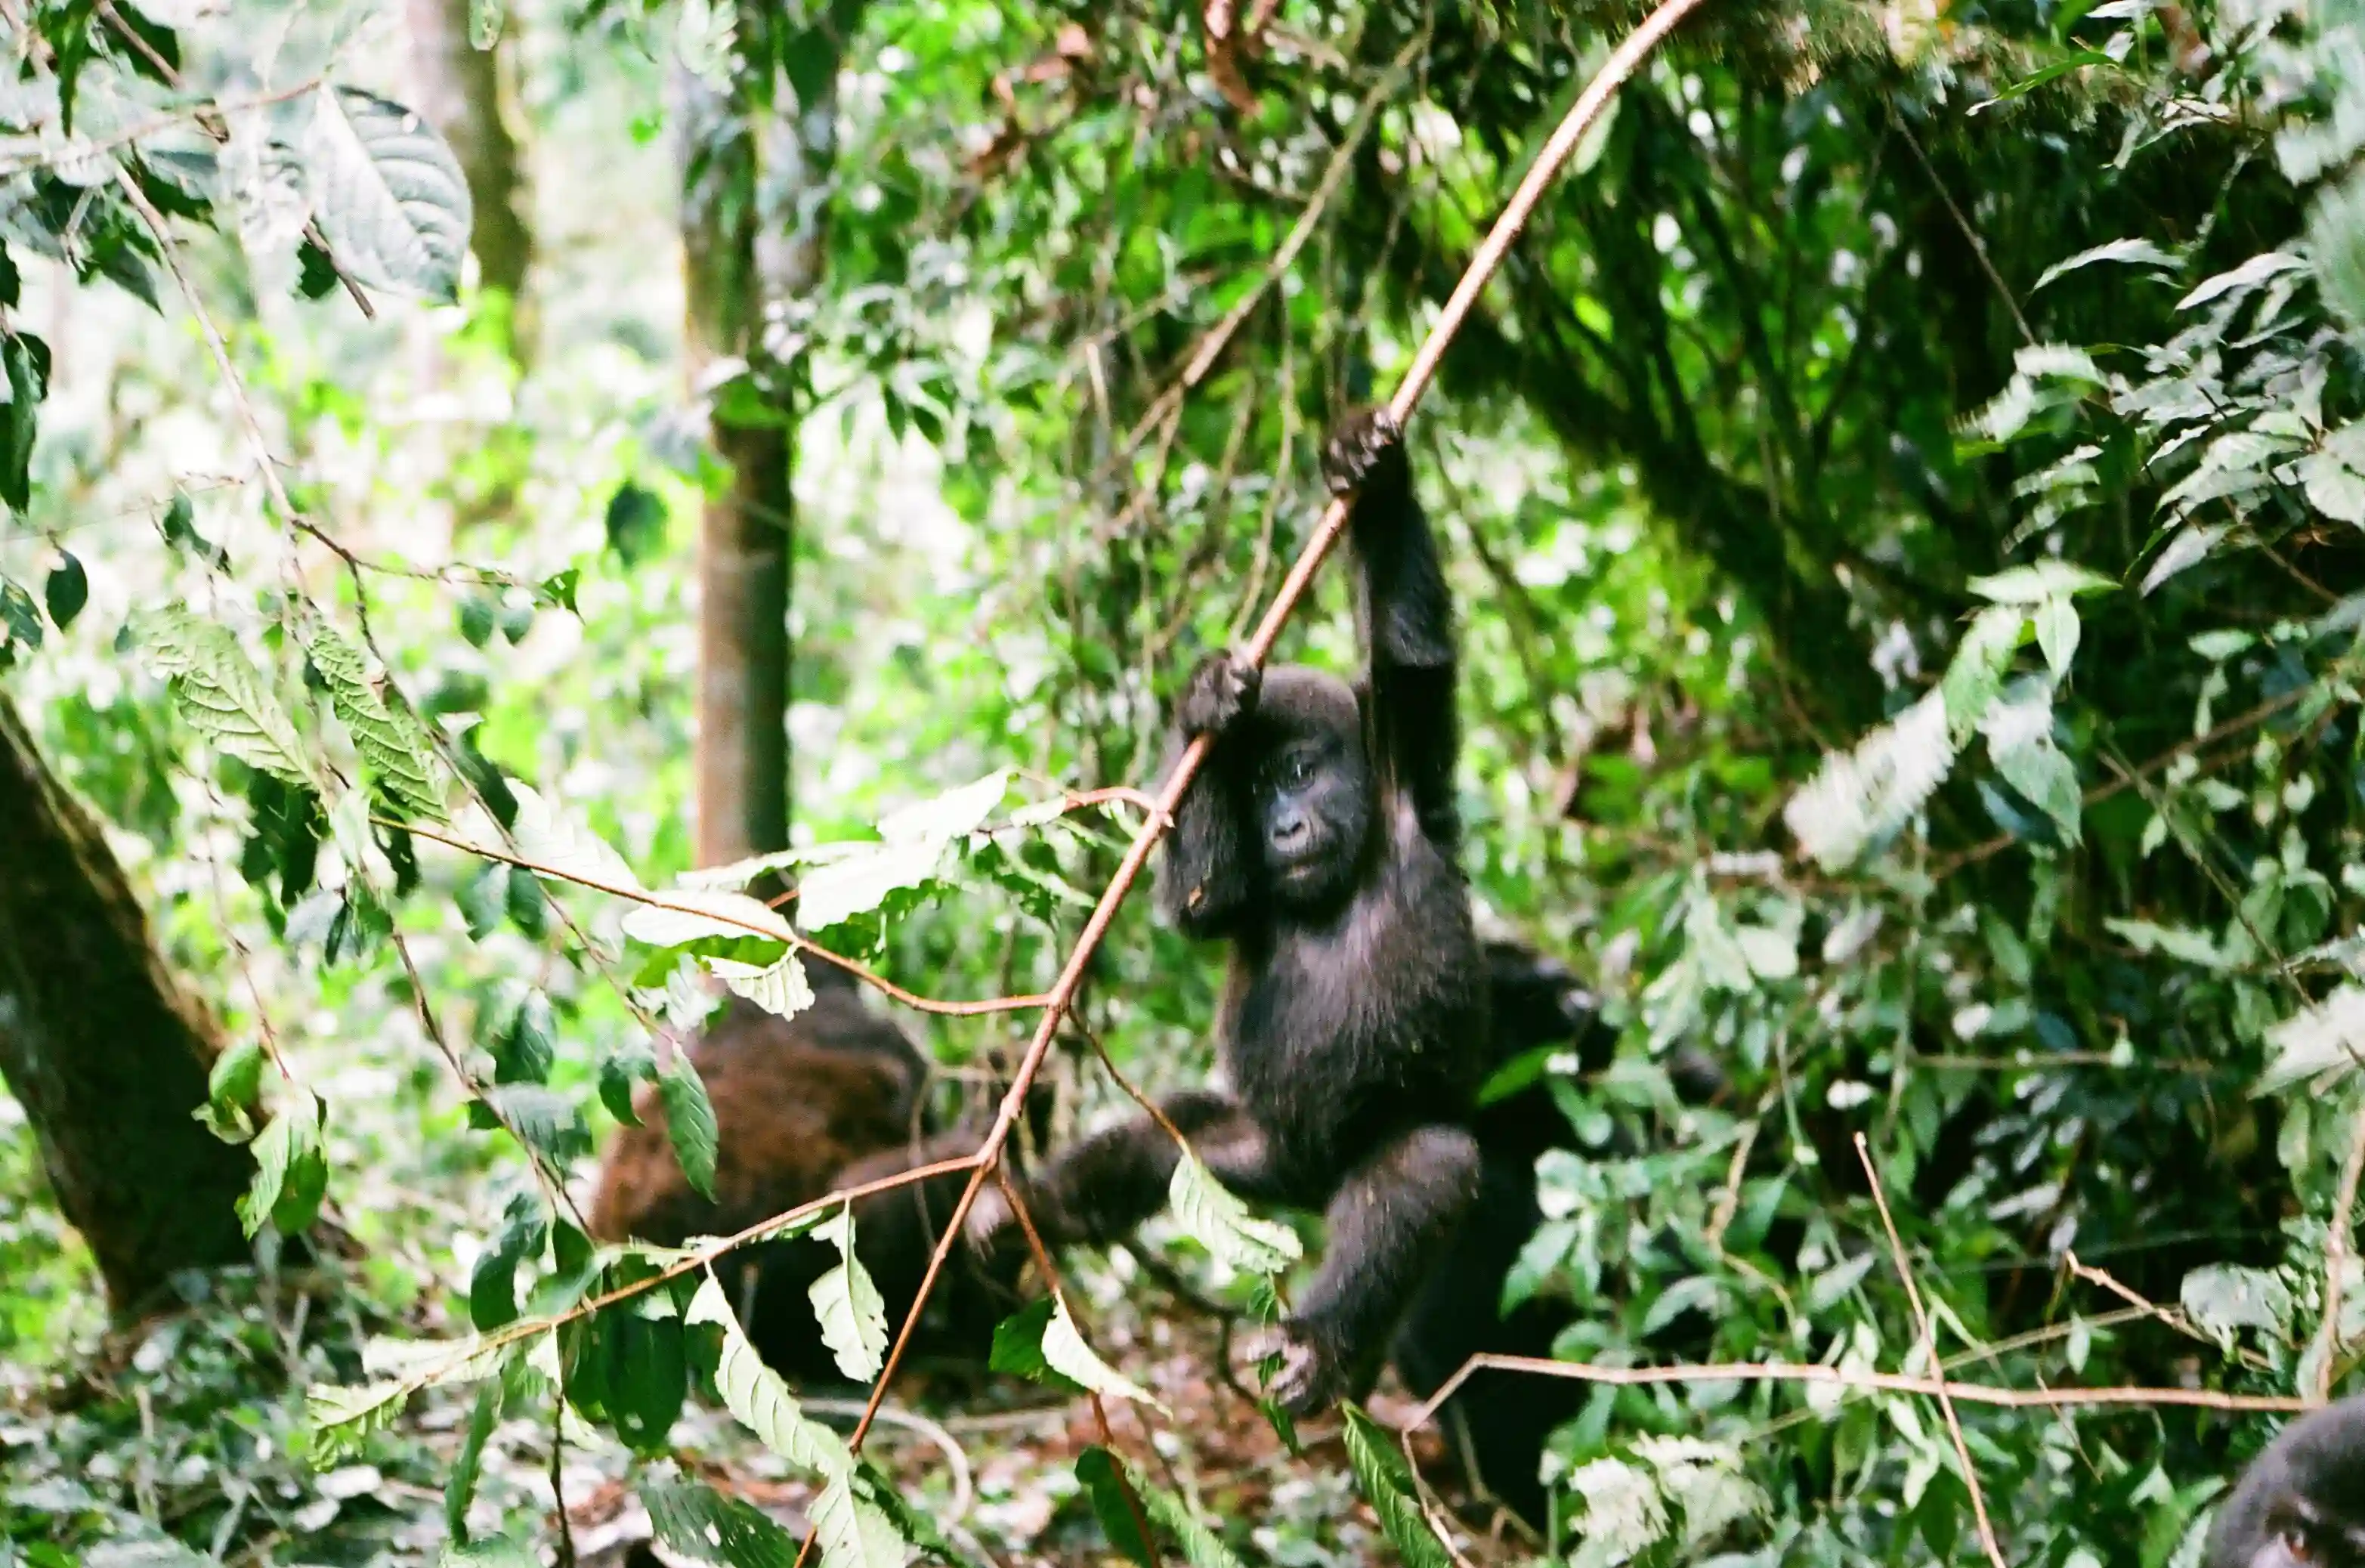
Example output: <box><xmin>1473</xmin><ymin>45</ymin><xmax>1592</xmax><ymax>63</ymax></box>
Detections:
<box><xmin>2206</xmin><ymin>1394</ymin><xmax>2365</xmax><ymax>1568</ymax></box>
<box><xmin>968</xmin><ymin>408</ymin><xmax>1492</xmax><ymax>1418</ymax></box>
<box><xmin>588</xmin><ymin>963</ymin><xmax>1028</xmax><ymax>1384</ymax></box>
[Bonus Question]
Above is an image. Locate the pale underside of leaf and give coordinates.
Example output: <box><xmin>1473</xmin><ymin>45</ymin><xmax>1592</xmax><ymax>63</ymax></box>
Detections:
<box><xmin>308</xmin><ymin>87</ymin><xmax>472</xmax><ymax>300</ymax></box>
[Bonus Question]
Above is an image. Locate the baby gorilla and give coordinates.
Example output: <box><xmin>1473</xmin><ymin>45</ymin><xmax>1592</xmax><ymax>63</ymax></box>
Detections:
<box><xmin>2207</xmin><ymin>1394</ymin><xmax>2365</xmax><ymax>1568</ymax></box>
<box><xmin>971</xmin><ymin>407</ymin><xmax>1488</xmax><ymax>1415</ymax></box>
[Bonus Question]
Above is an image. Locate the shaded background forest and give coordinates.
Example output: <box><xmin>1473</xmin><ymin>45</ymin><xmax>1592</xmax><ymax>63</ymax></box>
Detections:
<box><xmin>2</xmin><ymin>0</ymin><xmax>2364</xmax><ymax>1561</ymax></box>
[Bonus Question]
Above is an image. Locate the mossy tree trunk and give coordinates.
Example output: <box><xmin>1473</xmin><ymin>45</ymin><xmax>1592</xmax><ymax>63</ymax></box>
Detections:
<box><xmin>0</xmin><ymin>694</ymin><xmax>252</xmax><ymax>1312</ymax></box>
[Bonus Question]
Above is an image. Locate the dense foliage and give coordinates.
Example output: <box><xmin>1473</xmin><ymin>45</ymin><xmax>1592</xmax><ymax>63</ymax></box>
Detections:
<box><xmin>4</xmin><ymin>0</ymin><xmax>2365</xmax><ymax>1563</ymax></box>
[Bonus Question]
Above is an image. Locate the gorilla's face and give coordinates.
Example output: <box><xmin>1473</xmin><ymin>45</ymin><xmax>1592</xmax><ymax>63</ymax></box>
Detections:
<box><xmin>1249</xmin><ymin>669</ymin><xmax>1372</xmax><ymax>911</ymax></box>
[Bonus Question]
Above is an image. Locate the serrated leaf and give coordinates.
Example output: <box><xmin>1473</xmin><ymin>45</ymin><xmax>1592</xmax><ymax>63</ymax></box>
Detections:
<box><xmin>620</xmin><ymin>888</ymin><xmax>793</xmax><ymax>948</ymax></box>
<box><xmin>808</xmin><ymin>1207</ymin><xmax>889</xmax><ymax>1381</ymax></box>
<box><xmin>2033</xmin><ymin>597</ymin><xmax>2079</xmax><ymax>679</ymax></box>
<box><xmin>1941</xmin><ymin>605</ymin><xmax>2027</xmax><ymax>739</ymax></box>
<box><xmin>599</xmin><ymin>1041</ymin><xmax>657</xmax><ymax>1126</ymax></box>
<box><xmin>2302</xmin><ymin>448</ymin><xmax>2365</xmax><ymax>524</ymax></box>
<box><xmin>1074</xmin><ymin>1448</ymin><xmax>1156</xmax><ymax>1568</ymax></box>
<box><xmin>1340</xmin><ymin>1404</ymin><xmax>1453</xmax><ymax>1568</ymax></box>
<box><xmin>306</xmin><ymin>87</ymin><xmax>471</xmax><ymax>300</ymax></box>
<box><xmin>305</xmin><ymin>621</ymin><xmax>445</xmax><ymax>821</ymax></box>
<box><xmin>1042</xmin><ymin>1298</ymin><xmax>1168</xmax><ymax>1412</ymax></box>
<box><xmin>509</xmin><ymin>783</ymin><xmax>643</xmax><ymax>894</ymax></box>
<box><xmin>2175</xmin><ymin>251</ymin><xmax>2308</xmax><ymax>311</ymax></box>
<box><xmin>1131</xmin><ymin>1464</ymin><xmax>1248</xmax><ymax>1568</ymax></box>
<box><xmin>988</xmin><ymin>1297</ymin><xmax>1079</xmax><ymax>1390</ymax></box>
<box><xmin>876</xmin><ymin>767</ymin><xmax>1012</xmax><ymax>842</ymax></box>
<box><xmin>138</xmin><ymin>608</ymin><xmax>316</xmax><ymax>789</ymax></box>
<box><xmin>710</xmin><ymin>951</ymin><xmax>815</xmax><ymax>1019</ymax></box>
<box><xmin>809</xmin><ymin>1474</ymin><xmax>907</xmax><ymax>1568</ymax></box>
<box><xmin>660</xmin><ymin>1057</ymin><xmax>719</xmax><ymax>1199</ymax></box>
<box><xmin>307</xmin><ymin>1380</ymin><xmax>411</xmax><ymax>1464</ymax></box>
<box><xmin>0</xmin><ymin>577</ymin><xmax>40</xmax><ymax>651</ymax></box>
<box><xmin>1634</xmin><ymin>1436</ymin><xmax>1769</xmax><ymax>1546</ymax></box>
<box><xmin>1966</xmin><ymin>561</ymin><xmax>2119</xmax><ymax>603</ymax></box>
<box><xmin>1568</xmin><ymin>1455</ymin><xmax>1669</xmax><ymax>1568</ymax></box>
<box><xmin>2104</xmin><ymin>917</ymin><xmax>2236</xmax><ymax>971</ymax></box>
<box><xmin>240</xmin><ymin>1090</ymin><xmax>327</xmax><ymax>1238</ymax></box>
<box><xmin>2260</xmin><ymin>984</ymin><xmax>2365</xmax><ymax>1093</ymax></box>
<box><xmin>641</xmin><ymin>1479</ymin><xmax>800</xmax><ymax>1568</ymax></box>
<box><xmin>1784</xmin><ymin>691</ymin><xmax>1958</xmax><ymax>871</ymax></box>
<box><xmin>685</xmin><ymin>1274</ymin><xmax>856</xmax><ymax>1476</ymax></box>
<box><xmin>480</xmin><ymin>1084</ymin><xmax>592</xmax><ymax>1162</ymax></box>
<box><xmin>2178</xmin><ymin>1264</ymin><xmax>2292</xmax><ymax>1344</ymax></box>
<box><xmin>795</xmin><ymin>840</ymin><xmax>948</xmax><ymax>934</ymax></box>
<box><xmin>2032</xmin><ymin>237</ymin><xmax>2179</xmax><ymax>293</ymax></box>
<box><xmin>1169</xmin><ymin>1153</ymin><xmax>1301</xmax><ymax>1273</ymax></box>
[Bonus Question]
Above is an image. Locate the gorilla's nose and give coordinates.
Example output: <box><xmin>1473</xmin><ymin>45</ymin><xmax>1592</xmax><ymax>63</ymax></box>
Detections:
<box><xmin>1272</xmin><ymin>813</ymin><xmax>1309</xmax><ymax>849</ymax></box>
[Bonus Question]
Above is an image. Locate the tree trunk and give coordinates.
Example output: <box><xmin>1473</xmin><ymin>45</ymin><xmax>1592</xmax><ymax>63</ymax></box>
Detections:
<box><xmin>676</xmin><ymin>10</ymin><xmax>856</xmax><ymax>864</ymax></box>
<box><xmin>405</xmin><ymin>0</ymin><xmax>536</xmax><ymax>354</ymax></box>
<box><xmin>0</xmin><ymin>694</ymin><xmax>252</xmax><ymax>1313</ymax></box>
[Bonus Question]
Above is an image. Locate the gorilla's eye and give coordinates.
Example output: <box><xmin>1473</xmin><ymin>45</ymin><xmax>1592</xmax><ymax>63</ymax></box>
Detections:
<box><xmin>1279</xmin><ymin>753</ymin><xmax>1316</xmax><ymax>788</ymax></box>
<box><xmin>2280</xmin><ymin>1526</ymin><xmax>2317</xmax><ymax>1564</ymax></box>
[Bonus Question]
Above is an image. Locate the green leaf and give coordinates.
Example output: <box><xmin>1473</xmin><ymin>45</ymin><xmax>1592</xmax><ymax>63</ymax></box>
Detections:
<box><xmin>684</xmin><ymin>1274</ymin><xmax>857</xmax><ymax>1476</ymax></box>
<box><xmin>494</xmin><ymin>990</ymin><xmax>556</xmax><ymax>1085</ymax></box>
<box><xmin>2175</xmin><ymin>251</ymin><xmax>2308</xmax><ymax>312</ymax></box>
<box><xmin>479</xmin><ymin>1084</ymin><xmax>592</xmax><ymax>1163</ymax></box>
<box><xmin>2178</xmin><ymin>1264</ymin><xmax>2293</xmax><ymax>1345</ymax></box>
<box><xmin>607</xmin><ymin>1304</ymin><xmax>688</xmax><ymax>1450</ymax></box>
<box><xmin>988</xmin><ymin>1297</ymin><xmax>1080</xmax><ymax>1391</ymax></box>
<box><xmin>43</xmin><ymin>552</ymin><xmax>85</xmax><ymax>629</ymax></box>
<box><xmin>509</xmin><ymin>783</ymin><xmax>644</xmax><ymax>894</ymax></box>
<box><xmin>620</xmin><ymin>887</ymin><xmax>794</xmax><ymax>948</ymax></box>
<box><xmin>1074</xmin><ymin>1447</ymin><xmax>1157</xmax><ymax>1568</ymax></box>
<box><xmin>137</xmin><ymin>608</ymin><xmax>317</xmax><ymax>790</ymax></box>
<box><xmin>852</xmin><ymin>1458</ymin><xmax>991</xmax><ymax>1568</ymax></box>
<box><xmin>201</xmin><ymin>1038</ymin><xmax>266</xmax><ymax>1141</ymax></box>
<box><xmin>1568</xmin><ymin>1455</ymin><xmax>1670</xmax><ymax>1565</ymax></box>
<box><xmin>641</xmin><ymin>1479</ymin><xmax>799</xmax><ymax>1568</ymax></box>
<box><xmin>1042</xmin><ymin>1298</ymin><xmax>1167</xmax><ymax>1412</ymax></box>
<box><xmin>1940</xmin><ymin>605</ymin><xmax>2027</xmax><ymax>740</ymax></box>
<box><xmin>599</xmin><ymin>1041</ymin><xmax>658</xmax><ymax>1126</ymax></box>
<box><xmin>659</xmin><ymin>1056</ymin><xmax>719</xmax><ymax>1199</ymax></box>
<box><xmin>710</xmin><ymin>950</ymin><xmax>815</xmax><ymax>1019</ymax></box>
<box><xmin>468</xmin><ymin>1191</ymin><xmax>548</xmax><ymax>1331</ymax></box>
<box><xmin>306</xmin><ymin>87</ymin><xmax>473</xmax><ymax>301</ymax></box>
<box><xmin>305</xmin><ymin>620</ymin><xmax>445</xmax><ymax>821</ymax></box>
<box><xmin>441</xmin><ymin>1535</ymin><xmax>538</xmax><ymax>1568</ymax></box>
<box><xmin>444</xmin><ymin>1381</ymin><xmax>502</xmax><ymax>1542</ymax></box>
<box><xmin>2030</xmin><ymin>237</ymin><xmax>2179</xmax><ymax>293</ymax></box>
<box><xmin>807</xmin><ymin>1206</ymin><xmax>889</xmax><ymax>1382</ymax></box>
<box><xmin>0</xmin><ymin>332</ymin><xmax>51</xmax><ymax>513</ymax></box>
<box><xmin>2104</xmin><ymin>917</ymin><xmax>2236</xmax><ymax>972</ymax></box>
<box><xmin>2033</xmin><ymin>597</ymin><xmax>2080</xmax><ymax>679</ymax></box>
<box><xmin>2260</xmin><ymin>985</ymin><xmax>2365</xmax><ymax>1094</ymax></box>
<box><xmin>796</xmin><ymin>769</ymin><xmax>1013</xmax><ymax>932</ymax></box>
<box><xmin>240</xmin><ymin>1091</ymin><xmax>327</xmax><ymax>1239</ymax></box>
<box><xmin>0</xmin><ymin>577</ymin><xmax>40</xmax><ymax>654</ymax></box>
<box><xmin>1965</xmin><ymin>561</ymin><xmax>2119</xmax><ymax>604</ymax></box>
<box><xmin>307</xmin><ymin>1379</ymin><xmax>412</xmax><ymax>1464</ymax></box>
<box><xmin>808</xmin><ymin>1474</ymin><xmax>907</xmax><ymax>1568</ymax></box>
<box><xmin>1340</xmin><ymin>1404</ymin><xmax>1453</xmax><ymax>1568</ymax></box>
<box><xmin>456</xmin><ymin>862</ymin><xmax>505</xmax><ymax>941</ymax></box>
<box><xmin>1169</xmin><ymin>1153</ymin><xmax>1301</xmax><ymax>1273</ymax></box>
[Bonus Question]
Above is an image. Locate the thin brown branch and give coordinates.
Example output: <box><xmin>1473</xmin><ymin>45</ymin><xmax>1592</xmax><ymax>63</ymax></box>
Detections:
<box><xmin>385</xmin><ymin>817</ymin><xmax>1053</xmax><ymax>1017</ymax></box>
<box><xmin>1858</xmin><ymin>1134</ymin><xmax>2006</xmax><ymax>1568</ymax></box>
<box><xmin>1406</xmin><ymin>1355</ymin><xmax>2313</xmax><ymax>1431</ymax></box>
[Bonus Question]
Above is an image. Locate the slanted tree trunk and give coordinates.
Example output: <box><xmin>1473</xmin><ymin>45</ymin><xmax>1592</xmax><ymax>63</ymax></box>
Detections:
<box><xmin>0</xmin><ymin>694</ymin><xmax>252</xmax><ymax>1312</ymax></box>
<box><xmin>405</xmin><ymin>0</ymin><xmax>536</xmax><ymax>356</ymax></box>
<box><xmin>677</xmin><ymin>5</ymin><xmax>859</xmax><ymax>865</ymax></box>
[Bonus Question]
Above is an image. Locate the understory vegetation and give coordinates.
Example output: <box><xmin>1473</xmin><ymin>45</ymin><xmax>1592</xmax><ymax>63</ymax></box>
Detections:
<box><xmin>4</xmin><ymin>0</ymin><xmax>2365</xmax><ymax>1563</ymax></box>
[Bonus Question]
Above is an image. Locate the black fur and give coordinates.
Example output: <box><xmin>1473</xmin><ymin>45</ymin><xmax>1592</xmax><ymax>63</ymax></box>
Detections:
<box><xmin>2206</xmin><ymin>1395</ymin><xmax>2365</xmax><ymax>1568</ymax></box>
<box><xmin>973</xmin><ymin>409</ymin><xmax>1489</xmax><ymax>1416</ymax></box>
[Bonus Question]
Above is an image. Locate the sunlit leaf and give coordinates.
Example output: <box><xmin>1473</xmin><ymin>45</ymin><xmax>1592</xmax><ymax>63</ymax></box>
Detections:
<box><xmin>306</xmin><ymin>87</ymin><xmax>472</xmax><ymax>300</ymax></box>
<box><xmin>1340</xmin><ymin>1404</ymin><xmax>1452</xmax><ymax>1568</ymax></box>
<box><xmin>137</xmin><ymin>608</ymin><xmax>317</xmax><ymax>790</ymax></box>
<box><xmin>808</xmin><ymin>1206</ymin><xmax>889</xmax><ymax>1382</ymax></box>
<box><xmin>1169</xmin><ymin>1152</ymin><xmax>1301</xmax><ymax>1274</ymax></box>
